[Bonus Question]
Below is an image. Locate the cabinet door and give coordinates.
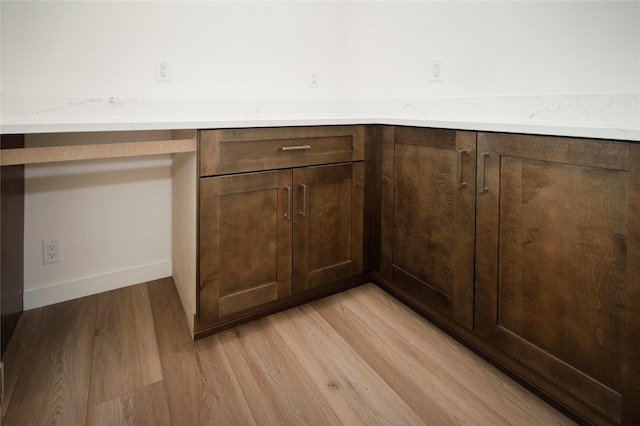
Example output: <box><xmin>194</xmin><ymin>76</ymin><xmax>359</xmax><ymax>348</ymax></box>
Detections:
<box><xmin>199</xmin><ymin>170</ymin><xmax>292</xmax><ymax>322</ymax></box>
<box><xmin>475</xmin><ymin>133</ymin><xmax>640</xmax><ymax>423</ymax></box>
<box><xmin>293</xmin><ymin>163</ymin><xmax>364</xmax><ymax>293</ymax></box>
<box><xmin>381</xmin><ymin>127</ymin><xmax>476</xmax><ymax>329</ymax></box>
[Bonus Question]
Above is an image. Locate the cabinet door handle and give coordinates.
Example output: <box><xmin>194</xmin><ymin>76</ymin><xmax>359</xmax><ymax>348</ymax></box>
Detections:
<box><xmin>284</xmin><ymin>185</ymin><xmax>292</xmax><ymax>221</ymax></box>
<box><xmin>480</xmin><ymin>152</ymin><xmax>490</xmax><ymax>193</ymax></box>
<box><xmin>281</xmin><ymin>145</ymin><xmax>311</xmax><ymax>151</ymax></box>
<box><xmin>299</xmin><ymin>184</ymin><xmax>307</xmax><ymax>218</ymax></box>
<box><xmin>458</xmin><ymin>149</ymin><xmax>468</xmax><ymax>188</ymax></box>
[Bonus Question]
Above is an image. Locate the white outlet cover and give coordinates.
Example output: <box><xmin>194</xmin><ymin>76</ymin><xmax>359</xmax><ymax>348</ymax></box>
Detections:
<box><xmin>42</xmin><ymin>239</ymin><xmax>62</xmax><ymax>265</ymax></box>
<box><xmin>157</xmin><ymin>60</ymin><xmax>171</xmax><ymax>82</ymax></box>
<box><xmin>310</xmin><ymin>71</ymin><xmax>319</xmax><ymax>88</ymax></box>
<box><xmin>430</xmin><ymin>58</ymin><xmax>444</xmax><ymax>82</ymax></box>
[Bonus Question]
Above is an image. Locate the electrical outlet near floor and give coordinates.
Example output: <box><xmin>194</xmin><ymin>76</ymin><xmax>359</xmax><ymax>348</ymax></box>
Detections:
<box><xmin>42</xmin><ymin>239</ymin><xmax>62</xmax><ymax>265</ymax></box>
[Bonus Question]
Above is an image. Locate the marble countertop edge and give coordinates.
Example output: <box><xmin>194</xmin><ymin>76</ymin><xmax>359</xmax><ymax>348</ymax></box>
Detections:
<box><xmin>1</xmin><ymin>115</ymin><xmax>638</xmax><ymax>142</ymax></box>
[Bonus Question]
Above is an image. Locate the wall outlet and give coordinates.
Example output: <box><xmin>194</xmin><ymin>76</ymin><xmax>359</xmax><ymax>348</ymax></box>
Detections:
<box><xmin>310</xmin><ymin>71</ymin><xmax>320</xmax><ymax>88</ymax></box>
<box><xmin>157</xmin><ymin>60</ymin><xmax>171</xmax><ymax>82</ymax></box>
<box><xmin>430</xmin><ymin>58</ymin><xmax>444</xmax><ymax>82</ymax></box>
<box><xmin>42</xmin><ymin>239</ymin><xmax>62</xmax><ymax>265</ymax></box>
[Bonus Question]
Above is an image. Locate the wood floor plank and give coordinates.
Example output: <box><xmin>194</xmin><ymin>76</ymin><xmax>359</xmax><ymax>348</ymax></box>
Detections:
<box><xmin>193</xmin><ymin>335</ymin><xmax>256</xmax><ymax>425</ymax></box>
<box><xmin>88</xmin><ymin>282</ymin><xmax>163</xmax><ymax>407</ymax></box>
<box><xmin>3</xmin><ymin>295</ymin><xmax>98</xmax><ymax>426</ymax></box>
<box><xmin>356</xmin><ymin>284</ymin><xmax>573</xmax><ymax>423</ymax></box>
<box><xmin>148</xmin><ymin>277</ymin><xmax>256</xmax><ymax>426</ymax></box>
<box><xmin>358</xmin><ymin>284</ymin><xmax>575</xmax><ymax>423</ymax></box>
<box><xmin>268</xmin><ymin>304</ymin><xmax>425</xmax><ymax>425</ymax></box>
<box><xmin>314</xmin><ymin>284</ymin><xmax>574</xmax><ymax>425</ymax></box>
<box><xmin>313</xmin><ymin>288</ymin><xmax>475</xmax><ymax>424</ymax></box>
<box><xmin>218</xmin><ymin>318</ymin><xmax>342</xmax><ymax>425</ymax></box>
<box><xmin>86</xmin><ymin>380</ymin><xmax>171</xmax><ymax>426</ymax></box>
<box><xmin>147</xmin><ymin>278</ymin><xmax>194</xmax><ymax>352</ymax></box>
<box><xmin>1</xmin><ymin>307</ymin><xmax>42</xmax><ymax>420</ymax></box>
<box><xmin>3</xmin><ymin>279</ymin><xmax>575</xmax><ymax>425</ymax></box>
<box><xmin>147</xmin><ymin>278</ymin><xmax>204</xmax><ymax>425</ymax></box>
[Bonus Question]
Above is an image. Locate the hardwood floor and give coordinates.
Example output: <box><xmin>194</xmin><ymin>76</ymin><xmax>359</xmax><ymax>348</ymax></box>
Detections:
<box><xmin>1</xmin><ymin>278</ymin><xmax>574</xmax><ymax>425</ymax></box>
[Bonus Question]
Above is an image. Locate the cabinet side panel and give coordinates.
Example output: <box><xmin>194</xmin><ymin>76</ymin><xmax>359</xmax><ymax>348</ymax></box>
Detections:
<box><xmin>172</xmin><ymin>151</ymin><xmax>197</xmax><ymax>335</ymax></box>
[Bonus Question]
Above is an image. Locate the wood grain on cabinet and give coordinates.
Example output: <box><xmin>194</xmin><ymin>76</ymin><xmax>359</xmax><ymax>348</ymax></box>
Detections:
<box><xmin>199</xmin><ymin>170</ymin><xmax>293</xmax><ymax>321</ymax></box>
<box><xmin>293</xmin><ymin>162</ymin><xmax>364</xmax><ymax>293</ymax></box>
<box><xmin>197</xmin><ymin>126</ymin><xmax>365</xmax><ymax>326</ymax></box>
<box><xmin>474</xmin><ymin>132</ymin><xmax>638</xmax><ymax>424</ymax></box>
<box><xmin>363</xmin><ymin>125</ymin><xmax>383</xmax><ymax>272</ymax></box>
<box><xmin>200</xmin><ymin>125</ymin><xmax>364</xmax><ymax>176</ymax></box>
<box><xmin>380</xmin><ymin>127</ymin><xmax>476</xmax><ymax>329</ymax></box>
<box><xmin>624</xmin><ymin>142</ymin><xmax>640</xmax><ymax>425</ymax></box>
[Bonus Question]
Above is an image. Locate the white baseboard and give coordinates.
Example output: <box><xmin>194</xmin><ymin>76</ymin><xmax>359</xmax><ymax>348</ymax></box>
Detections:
<box><xmin>23</xmin><ymin>260</ymin><xmax>172</xmax><ymax>310</ymax></box>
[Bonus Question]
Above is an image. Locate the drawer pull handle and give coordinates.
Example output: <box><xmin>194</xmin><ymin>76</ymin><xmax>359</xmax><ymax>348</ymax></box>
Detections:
<box><xmin>299</xmin><ymin>184</ymin><xmax>307</xmax><ymax>218</ymax></box>
<box><xmin>480</xmin><ymin>152</ymin><xmax>490</xmax><ymax>193</ymax></box>
<box><xmin>284</xmin><ymin>186</ymin><xmax>292</xmax><ymax>221</ymax></box>
<box><xmin>281</xmin><ymin>145</ymin><xmax>311</xmax><ymax>151</ymax></box>
<box><xmin>458</xmin><ymin>149</ymin><xmax>468</xmax><ymax>188</ymax></box>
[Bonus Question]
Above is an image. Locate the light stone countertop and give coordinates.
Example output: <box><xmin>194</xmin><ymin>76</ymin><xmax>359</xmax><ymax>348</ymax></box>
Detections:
<box><xmin>1</xmin><ymin>94</ymin><xmax>638</xmax><ymax>141</ymax></box>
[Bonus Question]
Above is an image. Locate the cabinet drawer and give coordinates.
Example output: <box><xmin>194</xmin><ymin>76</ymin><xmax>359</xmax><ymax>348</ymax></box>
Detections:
<box><xmin>199</xmin><ymin>125</ymin><xmax>364</xmax><ymax>176</ymax></box>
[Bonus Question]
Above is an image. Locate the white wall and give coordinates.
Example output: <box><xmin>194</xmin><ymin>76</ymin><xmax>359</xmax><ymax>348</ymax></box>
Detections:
<box><xmin>22</xmin><ymin>132</ymin><xmax>172</xmax><ymax>309</ymax></box>
<box><xmin>1</xmin><ymin>1</ymin><xmax>348</xmax><ymax>99</ymax></box>
<box><xmin>1</xmin><ymin>1</ymin><xmax>638</xmax><ymax>308</ymax></box>
<box><xmin>1</xmin><ymin>1</ymin><xmax>350</xmax><ymax>308</ymax></box>
<box><xmin>2</xmin><ymin>1</ymin><xmax>637</xmax><ymax>101</ymax></box>
<box><xmin>343</xmin><ymin>1</ymin><xmax>640</xmax><ymax>99</ymax></box>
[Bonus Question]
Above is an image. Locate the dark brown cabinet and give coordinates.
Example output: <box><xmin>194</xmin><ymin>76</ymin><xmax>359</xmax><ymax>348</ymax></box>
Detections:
<box><xmin>380</xmin><ymin>128</ymin><xmax>639</xmax><ymax>424</ymax></box>
<box><xmin>474</xmin><ymin>132</ymin><xmax>640</xmax><ymax>424</ymax></box>
<box><xmin>195</xmin><ymin>123</ymin><xmax>639</xmax><ymax>424</ymax></box>
<box><xmin>198</xmin><ymin>126</ymin><xmax>364</xmax><ymax>324</ymax></box>
<box><xmin>380</xmin><ymin>127</ymin><xmax>476</xmax><ymax>329</ymax></box>
<box><xmin>293</xmin><ymin>163</ymin><xmax>364</xmax><ymax>293</ymax></box>
<box><xmin>199</xmin><ymin>170</ymin><xmax>293</xmax><ymax>322</ymax></box>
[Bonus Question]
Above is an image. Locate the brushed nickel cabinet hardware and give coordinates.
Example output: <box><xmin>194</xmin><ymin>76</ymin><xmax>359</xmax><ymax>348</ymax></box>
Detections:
<box><xmin>480</xmin><ymin>152</ymin><xmax>490</xmax><ymax>193</ymax></box>
<box><xmin>299</xmin><ymin>183</ymin><xmax>307</xmax><ymax>217</ymax></box>
<box><xmin>284</xmin><ymin>185</ymin><xmax>292</xmax><ymax>221</ymax></box>
<box><xmin>280</xmin><ymin>145</ymin><xmax>311</xmax><ymax>151</ymax></box>
<box><xmin>458</xmin><ymin>149</ymin><xmax>468</xmax><ymax>188</ymax></box>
